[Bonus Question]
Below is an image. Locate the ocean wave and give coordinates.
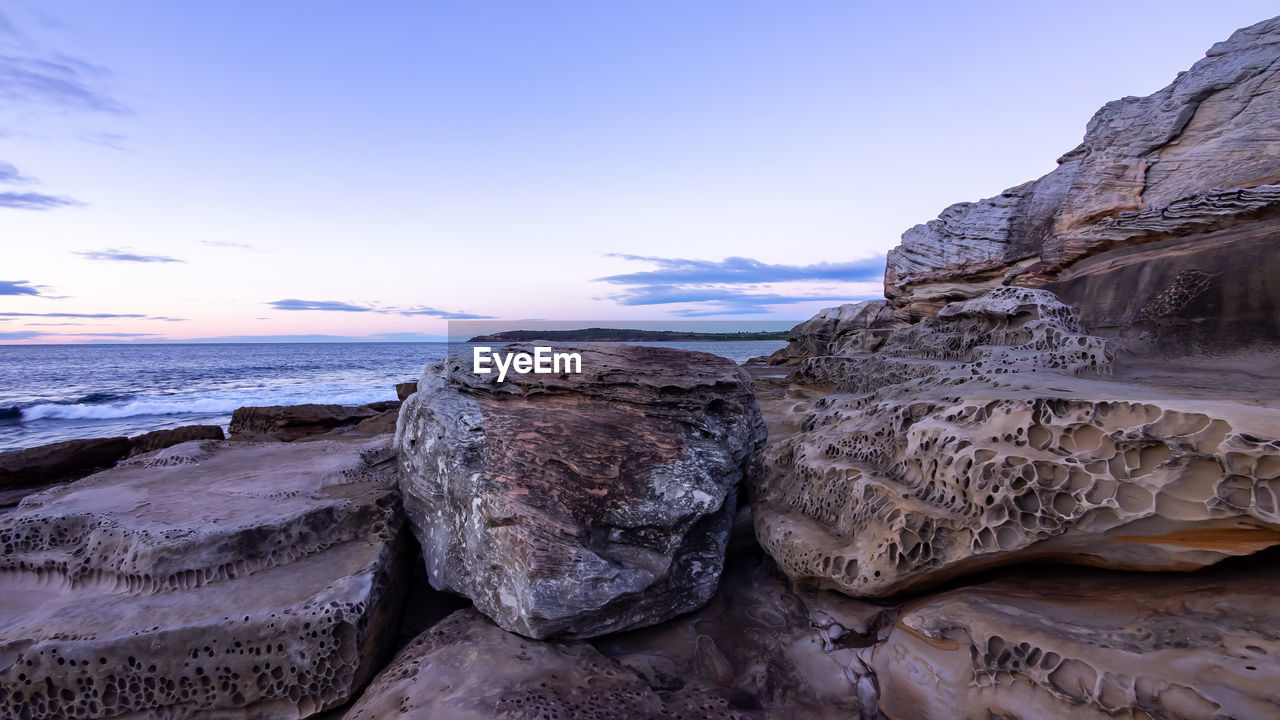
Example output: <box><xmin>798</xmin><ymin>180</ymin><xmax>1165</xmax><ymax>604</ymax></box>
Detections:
<box><xmin>17</xmin><ymin>388</ymin><xmax>396</xmax><ymax>422</ymax></box>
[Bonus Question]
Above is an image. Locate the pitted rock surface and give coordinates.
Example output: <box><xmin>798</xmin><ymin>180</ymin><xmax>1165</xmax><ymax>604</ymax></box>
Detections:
<box><xmin>344</xmin><ymin>607</ymin><xmax>748</xmax><ymax>720</ymax></box>
<box><xmin>883</xmin><ymin>16</ymin><xmax>1280</xmax><ymax>353</ymax></box>
<box><xmin>0</xmin><ymin>438</ymin><xmax>406</xmax><ymax>719</ymax></box>
<box><xmin>754</xmin><ymin>288</ymin><xmax>1280</xmax><ymax>596</ymax></box>
<box><xmin>868</xmin><ymin>556</ymin><xmax>1280</xmax><ymax>720</ymax></box>
<box><xmin>395</xmin><ymin>344</ymin><xmax>766</xmax><ymax>639</ymax></box>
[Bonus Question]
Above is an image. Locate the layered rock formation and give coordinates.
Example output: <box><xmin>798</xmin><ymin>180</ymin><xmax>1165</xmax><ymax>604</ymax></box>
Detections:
<box><xmin>755</xmin><ymin>287</ymin><xmax>1280</xmax><ymax>596</ymax></box>
<box><xmin>884</xmin><ymin>17</ymin><xmax>1280</xmax><ymax>353</ymax></box>
<box><xmin>229</xmin><ymin>403</ymin><xmax>392</xmax><ymax>441</ymax></box>
<box><xmin>869</xmin><ymin>555</ymin><xmax>1280</xmax><ymax>720</ymax></box>
<box><xmin>395</xmin><ymin>344</ymin><xmax>766</xmax><ymax>639</ymax></box>
<box><xmin>344</xmin><ymin>608</ymin><xmax>747</xmax><ymax>719</ymax></box>
<box><xmin>0</xmin><ymin>438</ymin><xmax>407</xmax><ymax>719</ymax></box>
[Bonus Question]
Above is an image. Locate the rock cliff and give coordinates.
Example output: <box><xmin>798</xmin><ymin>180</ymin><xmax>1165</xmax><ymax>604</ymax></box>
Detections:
<box><xmin>884</xmin><ymin>17</ymin><xmax>1280</xmax><ymax>354</ymax></box>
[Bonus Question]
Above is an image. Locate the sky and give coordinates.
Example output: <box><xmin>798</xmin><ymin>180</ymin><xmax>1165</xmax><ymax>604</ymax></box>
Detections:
<box><xmin>2</xmin><ymin>1</ymin><xmax>1276</xmax><ymax>343</ymax></box>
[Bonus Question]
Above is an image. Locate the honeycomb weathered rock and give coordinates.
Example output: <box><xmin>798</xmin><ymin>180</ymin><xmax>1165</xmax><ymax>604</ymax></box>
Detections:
<box><xmin>0</xmin><ymin>438</ymin><xmax>406</xmax><ymax>719</ymax></box>
<box><xmin>868</xmin><ymin>556</ymin><xmax>1280</xmax><ymax>720</ymax></box>
<box><xmin>754</xmin><ymin>288</ymin><xmax>1280</xmax><ymax>597</ymax></box>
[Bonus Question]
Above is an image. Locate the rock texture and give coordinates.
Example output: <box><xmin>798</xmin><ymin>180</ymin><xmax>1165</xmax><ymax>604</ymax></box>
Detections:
<box><xmin>884</xmin><ymin>17</ymin><xmax>1280</xmax><ymax>353</ymax></box>
<box><xmin>0</xmin><ymin>438</ymin><xmax>407</xmax><ymax>719</ymax></box>
<box><xmin>754</xmin><ymin>287</ymin><xmax>1280</xmax><ymax>597</ymax></box>
<box><xmin>229</xmin><ymin>403</ymin><xmax>385</xmax><ymax>441</ymax></box>
<box><xmin>125</xmin><ymin>424</ymin><xmax>225</xmax><ymax>456</ymax></box>
<box><xmin>344</xmin><ymin>608</ymin><xmax>748</xmax><ymax>720</ymax></box>
<box><xmin>395</xmin><ymin>344</ymin><xmax>766</xmax><ymax>639</ymax></box>
<box><xmin>869</xmin><ymin>555</ymin><xmax>1280</xmax><ymax>720</ymax></box>
<box><xmin>0</xmin><ymin>436</ymin><xmax>132</xmax><ymax>489</ymax></box>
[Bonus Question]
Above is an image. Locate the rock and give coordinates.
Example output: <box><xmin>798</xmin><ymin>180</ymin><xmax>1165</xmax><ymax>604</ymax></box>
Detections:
<box><xmin>229</xmin><ymin>403</ymin><xmax>381</xmax><ymax>442</ymax></box>
<box><xmin>343</xmin><ymin>607</ymin><xmax>747</xmax><ymax>720</ymax></box>
<box><xmin>766</xmin><ymin>300</ymin><xmax>899</xmax><ymax>366</ymax></box>
<box><xmin>395</xmin><ymin>344</ymin><xmax>766</xmax><ymax>639</ymax></box>
<box><xmin>0</xmin><ymin>436</ymin><xmax>131</xmax><ymax>489</ymax></box>
<box><xmin>753</xmin><ymin>287</ymin><xmax>1280</xmax><ymax>597</ymax></box>
<box><xmin>0</xmin><ymin>438</ymin><xmax>407</xmax><ymax>719</ymax></box>
<box><xmin>868</xmin><ymin>555</ymin><xmax>1280</xmax><ymax>720</ymax></box>
<box><xmin>126</xmin><ymin>424</ymin><xmax>225</xmax><ymax>456</ymax></box>
<box><xmin>883</xmin><ymin>17</ymin><xmax>1280</xmax><ymax>354</ymax></box>
<box><xmin>352</xmin><ymin>409</ymin><xmax>400</xmax><ymax>436</ymax></box>
<box><xmin>396</xmin><ymin>381</ymin><xmax>418</xmax><ymax>401</ymax></box>
<box><xmin>594</xmin><ymin>536</ymin><xmax>893</xmax><ymax>719</ymax></box>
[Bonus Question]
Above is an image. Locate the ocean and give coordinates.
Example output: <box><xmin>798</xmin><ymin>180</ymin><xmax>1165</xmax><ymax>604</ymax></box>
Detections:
<box><xmin>0</xmin><ymin>341</ymin><xmax>786</xmax><ymax>451</ymax></box>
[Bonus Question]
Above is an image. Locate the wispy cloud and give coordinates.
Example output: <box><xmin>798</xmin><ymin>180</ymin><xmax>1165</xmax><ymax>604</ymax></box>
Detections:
<box><xmin>600</xmin><ymin>255</ymin><xmax>885</xmax><ymax>285</ymax></box>
<box><xmin>0</xmin><ymin>280</ymin><xmax>44</xmax><ymax>296</ymax></box>
<box><xmin>0</xmin><ymin>161</ymin><xmax>32</xmax><ymax>184</ymax></box>
<box><xmin>0</xmin><ymin>52</ymin><xmax>130</xmax><ymax>115</ymax></box>
<box><xmin>268</xmin><ymin>299</ymin><xmax>492</xmax><ymax>319</ymax></box>
<box><xmin>596</xmin><ymin>254</ymin><xmax>884</xmax><ymax>315</ymax></box>
<box><xmin>0</xmin><ymin>311</ymin><xmax>146</xmax><ymax>319</ymax></box>
<box><xmin>0</xmin><ymin>330</ymin><xmax>44</xmax><ymax>341</ymax></box>
<box><xmin>75</xmin><ymin>248</ymin><xmax>185</xmax><ymax>263</ymax></box>
<box><xmin>201</xmin><ymin>240</ymin><xmax>258</xmax><ymax>251</ymax></box>
<box><xmin>398</xmin><ymin>306</ymin><xmax>493</xmax><ymax>320</ymax></box>
<box><xmin>0</xmin><ymin>191</ymin><xmax>80</xmax><ymax>210</ymax></box>
<box><xmin>269</xmin><ymin>299</ymin><xmax>372</xmax><ymax>312</ymax></box>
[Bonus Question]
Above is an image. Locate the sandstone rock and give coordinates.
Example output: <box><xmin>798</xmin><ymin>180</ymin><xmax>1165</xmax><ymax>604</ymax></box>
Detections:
<box><xmin>229</xmin><ymin>403</ymin><xmax>381</xmax><ymax>441</ymax></box>
<box><xmin>868</xmin><ymin>556</ymin><xmax>1280</xmax><ymax>720</ymax></box>
<box><xmin>0</xmin><ymin>438</ymin><xmax>407</xmax><ymax>719</ymax></box>
<box><xmin>395</xmin><ymin>344</ymin><xmax>766</xmax><ymax>639</ymax></box>
<box><xmin>754</xmin><ymin>288</ymin><xmax>1280</xmax><ymax>597</ymax></box>
<box><xmin>883</xmin><ymin>17</ymin><xmax>1280</xmax><ymax>353</ymax></box>
<box><xmin>766</xmin><ymin>300</ymin><xmax>899</xmax><ymax>366</ymax></box>
<box><xmin>126</xmin><ymin>424</ymin><xmax>225</xmax><ymax>456</ymax></box>
<box><xmin>396</xmin><ymin>381</ymin><xmax>418</xmax><ymax>401</ymax></box>
<box><xmin>344</xmin><ymin>607</ymin><xmax>747</xmax><ymax>720</ymax></box>
<box><xmin>0</xmin><ymin>436</ymin><xmax>131</xmax><ymax>489</ymax></box>
<box><xmin>595</xmin><ymin>538</ymin><xmax>893</xmax><ymax>719</ymax></box>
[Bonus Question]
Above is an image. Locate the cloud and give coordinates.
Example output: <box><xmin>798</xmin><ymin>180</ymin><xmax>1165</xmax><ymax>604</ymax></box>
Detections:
<box><xmin>0</xmin><ymin>52</ymin><xmax>130</xmax><ymax>115</ymax></box>
<box><xmin>75</xmin><ymin>248</ymin><xmax>185</xmax><ymax>263</ymax></box>
<box><xmin>596</xmin><ymin>254</ymin><xmax>885</xmax><ymax>315</ymax></box>
<box><xmin>0</xmin><ymin>311</ymin><xmax>146</xmax><ymax>318</ymax></box>
<box><xmin>201</xmin><ymin>240</ymin><xmax>258</xmax><ymax>251</ymax></box>
<box><xmin>397</xmin><ymin>306</ymin><xmax>493</xmax><ymax>320</ymax></box>
<box><xmin>268</xmin><ymin>299</ymin><xmax>492</xmax><ymax>319</ymax></box>
<box><xmin>0</xmin><ymin>161</ymin><xmax>32</xmax><ymax>184</ymax></box>
<box><xmin>0</xmin><ymin>191</ymin><xmax>79</xmax><ymax>210</ymax></box>
<box><xmin>269</xmin><ymin>299</ymin><xmax>373</xmax><ymax>312</ymax></box>
<box><xmin>0</xmin><ymin>280</ymin><xmax>43</xmax><ymax>296</ymax></box>
<box><xmin>0</xmin><ymin>330</ymin><xmax>44</xmax><ymax>341</ymax></box>
<box><xmin>599</xmin><ymin>255</ymin><xmax>885</xmax><ymax>286</ymax></box>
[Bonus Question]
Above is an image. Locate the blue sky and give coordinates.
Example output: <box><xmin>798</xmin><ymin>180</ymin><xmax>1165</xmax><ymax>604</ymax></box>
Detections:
<box><xmin>2</xmin><ymin>1</ymin><xmax>1276</xmax><ymax>342</ymax></box>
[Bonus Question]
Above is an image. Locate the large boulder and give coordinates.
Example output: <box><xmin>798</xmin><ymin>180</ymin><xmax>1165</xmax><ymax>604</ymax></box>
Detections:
<box><xmin>343</xmin><ymin>608</ymin><xmax>747</xmax><ymax>720</ymax></box>
<box><xmin>0</xmin><ymin>438</ymin><xmax>407</xmax><ymax>719</ymax></box>
<box><xmin>884</xmin><ymin>16</ymin><xmax>1280</xmax><ymax>354</ymax></box>
<box><xmin>754</xmin><ymin>288</ymin><xmax>1280</xmax><ymax>597</ymax></box>
<box><xmin>126</xmin><ymin>424</ymin><xmax>225</xmax><ymax>456</ymax></box>
<box><xmin>868</xmin><ymin>555</ymin><xmax>1280</xmax><ymax>720</ymax></box>
<box><xmin>395</xmin><ymin>344</ymin><xmax>766</xmax><ymax>639</ymax></box>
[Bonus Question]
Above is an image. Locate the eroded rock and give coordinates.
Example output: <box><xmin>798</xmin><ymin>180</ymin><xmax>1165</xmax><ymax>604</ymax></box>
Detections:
<box><xmin>395</xmin><ymin>344</ymin><xmax>766</xmax><ymax>639</ymax></box>
<box><xmin>0</xmin><ymin>438</ymin><xmax>406</xmax><ymax>719</ymax></box>
<box><xmin>883</xmin><ymin>17</ymin><xmax>1280</xmax><ymax>353</ymax></box>
<box><xmin>754</xmin><ymin>288</ymin><xmax>1280</xmax><ymax>596</ymax></box>
<box><xmin>229</xmin><ymin>403</ymin><xmax>383</xmax><ymax>441</ymax></box>
<box><xmin>344</xmin><ymin>607</ymin><xmax>748</xmax><ymax>720</ymax></box>
<box><xmin>0</xmin><ymin>436</ymin><xmax>131</xmax><ymax>490</ymax></box>
<box><xmin>869</xmin><ymin>555</ymin><xmax>1280</xmax><ymax>720</ymax></box>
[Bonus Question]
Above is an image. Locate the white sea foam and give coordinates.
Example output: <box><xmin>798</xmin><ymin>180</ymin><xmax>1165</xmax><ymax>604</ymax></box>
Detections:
<box><xmin>19</xmin><ymin>388</ymin><xmax>394</xmax><ymax>421</ymax></box>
